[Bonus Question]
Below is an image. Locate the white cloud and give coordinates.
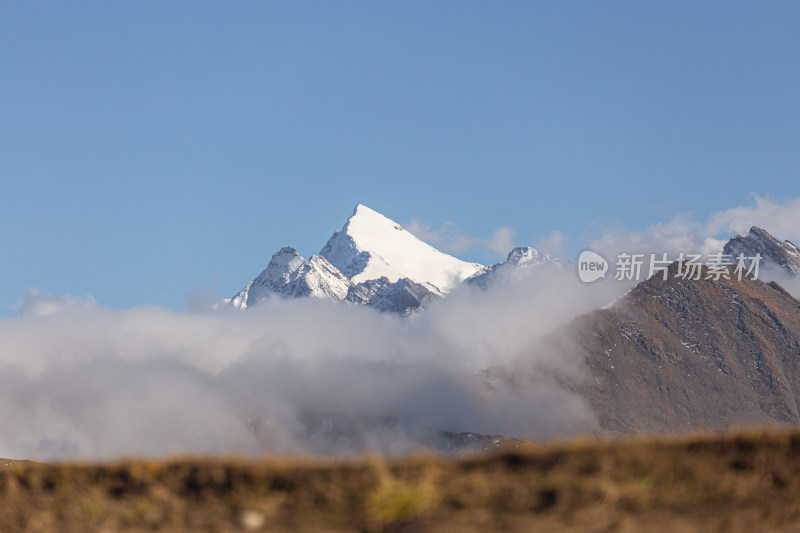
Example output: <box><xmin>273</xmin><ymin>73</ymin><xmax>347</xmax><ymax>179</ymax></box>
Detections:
<box><xmin>487</xmin><ymin>226</ymin><xmax>516</xmax><ymax>256</ymax></box>
<box><xmin>0</xmin><ymin>273</ymin><xmax>613</xmax><ymax>460</ymax></box>
<box><xmin>537</xmin><ymin>230</ymin><xmax>566</xmax><ymax>257</ymax></box>
<box><xmin>184</xmin><ymin>285</ymin><xmax>223</xmax><ymax>312</ymax></box>
<box><xmin>590</xmin><ymin>213</ymin><xmax>720</xmax><ymax>259</ymax></box>
<box><xmin>590</xmin><ymin>195</ymin><xmax>800</xmax><ymax>261</ymax></box>
<box><xmin>705</xmin><ymin>195</ymin><xmax>800</xmax><ymax>242</ymax></box>
<box><xmin>18</xmin><ymin>292</ymin><xmax>96</xmax><ymax>317</ymax></box>
<box><xmin>404</xmin><ymin>219</ymin><xmax>516</xmax><ymax>259</ymax></box>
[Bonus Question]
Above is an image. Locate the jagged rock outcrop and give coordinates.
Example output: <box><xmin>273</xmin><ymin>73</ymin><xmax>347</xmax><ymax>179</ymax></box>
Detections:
<box><xmin>346</xmin><ymin>277</ymin><xmax>438</xmax><ymax>315</ymax></box>
<box><xmin>723</xmin><ymin>226</ymin><xmax>800</xmax><ymax>276</ymax></box>
<box><xmin>226</xmin><ymin>247</ymin><xmax>351</xmax><ymax>308</ymax></box>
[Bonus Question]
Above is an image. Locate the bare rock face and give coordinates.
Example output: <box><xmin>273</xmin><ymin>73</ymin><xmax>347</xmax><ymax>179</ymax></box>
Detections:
<box><xmin>345</xmin><ymin>276</ymin><xmax>438</xmax><ymax>315</ymax></box>
<box><xmin>550</xmin><ymin>262</ymin><xmax>800</xmax><ymax>434</ymax></box>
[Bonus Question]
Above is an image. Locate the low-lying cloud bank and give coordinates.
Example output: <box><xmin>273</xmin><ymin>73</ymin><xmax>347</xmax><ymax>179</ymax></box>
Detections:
<box><xmin>0</xmin><ymin>265</ymin><xmax>621</xmax><ymax>460</ymax></box>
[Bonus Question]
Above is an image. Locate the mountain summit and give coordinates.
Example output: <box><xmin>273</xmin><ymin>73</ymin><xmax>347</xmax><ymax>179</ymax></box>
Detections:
<box><xmin>319</xmin><ymin>204</ymin><xmax>485</xmax><ymax>293</ymax></box>
<box><xmin>723</xmin><ymin>226</ymin><xmax>800</xmax><ymax>276</ymax></box>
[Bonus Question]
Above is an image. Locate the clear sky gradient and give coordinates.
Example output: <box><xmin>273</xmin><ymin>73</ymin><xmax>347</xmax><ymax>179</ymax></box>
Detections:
<box><xmin>2</xmin><ymin>2</ymin><xmax>798</xmax><ymax>313</ymax></box>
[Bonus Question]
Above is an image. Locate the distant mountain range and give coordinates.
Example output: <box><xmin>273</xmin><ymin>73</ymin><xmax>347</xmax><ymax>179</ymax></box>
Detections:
<box><xmin>218</xmin><ymin>205</ymin><xmax>800</xmax><ymax>438</ymax></box>
<box><xmin>217</xmin><ymin>204</ymin><xmax>563</xmax><ymax>314</ymax></box>
<box><xmin>219</xmin><ymin>205</ymin><xmax>799</xmax><ymax>316</ymax></box>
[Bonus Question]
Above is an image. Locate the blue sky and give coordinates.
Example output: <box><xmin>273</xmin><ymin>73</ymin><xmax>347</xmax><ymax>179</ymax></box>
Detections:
<box><xmin>2</xmin><ymin>1</ymin><xmax>799</xmax><ymax>313</ymax></box>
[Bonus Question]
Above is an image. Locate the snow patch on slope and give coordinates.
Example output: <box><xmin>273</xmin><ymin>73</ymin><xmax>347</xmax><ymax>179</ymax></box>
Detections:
<box><xmin>228</xmin><ymin>247</ymin><xmax>351</xmax><ymax>309</ymax></box>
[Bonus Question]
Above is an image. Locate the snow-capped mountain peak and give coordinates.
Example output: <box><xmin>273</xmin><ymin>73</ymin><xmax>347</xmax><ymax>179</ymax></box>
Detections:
<box><xmin>466</xmin><ymin>246</ymin><xmax>568</xmax><ymax>288</ymax></box>
<box><xmin>319</xmin><ymin>204</ymin><xmax>485</xmax><ymax>293</ymax></box>
<box><xmin>506</xmin><ymin>246</ymin><xmax>566</xmax><ymax>267</ymax></box>
<box><xmin>262</xmin><ymin>246</ymin><xmax>307</xmax><ymax>282</ymax></box>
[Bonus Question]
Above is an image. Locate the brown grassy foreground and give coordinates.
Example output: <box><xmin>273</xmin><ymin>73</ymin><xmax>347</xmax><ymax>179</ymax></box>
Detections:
<box><xmin>2</xmin><ymin>428</ymin><xmax>800</xmax><ymax>532</ymax></box>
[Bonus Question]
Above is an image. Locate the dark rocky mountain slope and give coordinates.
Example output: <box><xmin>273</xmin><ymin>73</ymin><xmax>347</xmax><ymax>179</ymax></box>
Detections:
<box><xmin>549</xmin><ymin>262</ymin><xmax>800</xmax><ymax>434</ymax></box>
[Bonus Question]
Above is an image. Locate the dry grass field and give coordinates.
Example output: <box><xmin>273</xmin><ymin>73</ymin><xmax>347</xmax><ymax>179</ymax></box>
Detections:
<box><xmin>2</xmin><ymin>428</ymin><xmax>800</xmax><ymax>532</ymax></box>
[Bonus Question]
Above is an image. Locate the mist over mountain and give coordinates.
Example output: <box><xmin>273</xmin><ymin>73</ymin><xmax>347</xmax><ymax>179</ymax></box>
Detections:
<box><xmin>5</xmin><ymin>205</ymin><xmax>800</xmax><ymax>460</ymax></box>
<box><xmin>216</xmin><ymin>209</ymin><xmax>800</xmax><ymax>441</ymax></box>
<box><xmin>1</xmin><ymin>254</ymin><xmax>614</xmax><ymax>460</ymax></box>
<box><xmin>467</xmin><ymin>246</ymin><xmax>570</xmax><ymax>289</ymax></box>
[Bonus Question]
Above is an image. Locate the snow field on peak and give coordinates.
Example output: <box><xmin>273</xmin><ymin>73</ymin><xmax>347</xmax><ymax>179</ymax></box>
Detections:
<box><xmin>320</xmin><ymin>204</ymin><xmax>484</xmax><ymax>292</ymax></box>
